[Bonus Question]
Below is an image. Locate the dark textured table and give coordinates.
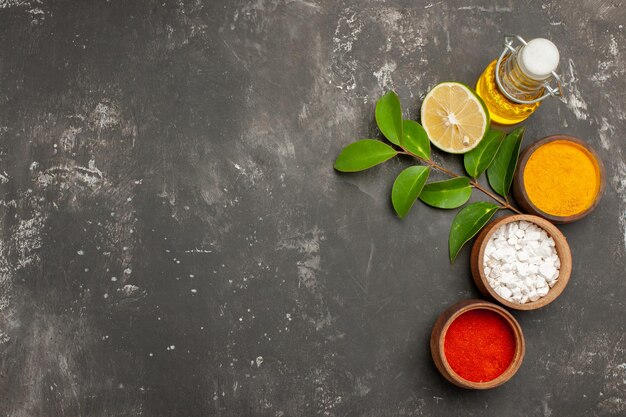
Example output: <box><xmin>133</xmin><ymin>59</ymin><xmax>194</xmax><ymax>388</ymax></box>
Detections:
<box><xmin>0</xmin><ymin>1</ymin><xmax>625</xmax><ymax>416</ymax></box>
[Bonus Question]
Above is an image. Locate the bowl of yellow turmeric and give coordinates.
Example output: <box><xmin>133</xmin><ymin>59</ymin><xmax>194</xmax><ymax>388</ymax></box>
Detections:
<box><xmin>513</xmin><ymin>135</ymin><xmax>605</xmax><ymax>224</ymax></box>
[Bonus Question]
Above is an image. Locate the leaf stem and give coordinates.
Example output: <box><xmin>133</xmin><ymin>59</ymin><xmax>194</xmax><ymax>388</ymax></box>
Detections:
<box><xmin>397</xmin><ymin>150</ymin><xmax>522</xmax><ymax>214</ymax></box>
<box><xmin>470</xmin><ymin>180</ymin><xmax>522</xmax><ymax>214</ymax></box>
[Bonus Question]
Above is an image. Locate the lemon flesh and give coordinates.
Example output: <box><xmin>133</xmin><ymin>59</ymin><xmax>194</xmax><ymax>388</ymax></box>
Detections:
<box><xmin>421</xmin><ymin>82</ymin><xmax>489</xmax><ymax>154</ymax></box>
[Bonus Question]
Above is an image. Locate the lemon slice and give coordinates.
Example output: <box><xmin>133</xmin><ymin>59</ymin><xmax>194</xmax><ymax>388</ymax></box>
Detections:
<box><xmin>421</xmin><ymin>82</ymin><xmax>489</xmax><ymax>154</ymax></box>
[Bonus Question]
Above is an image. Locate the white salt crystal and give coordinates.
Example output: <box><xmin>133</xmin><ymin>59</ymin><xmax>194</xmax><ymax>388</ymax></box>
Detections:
<box><xmin>539</xmin><ymin>264</ymin><xmax>557</xmax><ymax>280</ymax></box>
<box><xmin>527</xmin><ymin>240</ymin><xmax>540</xmax><ymax>249</ymax></box>
<box><xmin>525</xmin><ymin>231</ymin><xmax>541</xmax><ymax>241</ymax></box>
<box><xmin>495</xmin><ymin>286</ymin><xmax>512</xmax><ymax>299</ymax></box>
<box><xmin>501</xmin><ymin>272</ymin><xmax>513</xmax><ymax>284</ymax></box>
<box><xmin>517</xmin><ymin>264</ymin><xmax>530</xmax><ymax>277</ymax></box>
<box><xmin>535</xmin><ymin>245</ymin><xmax>551</xmax><ymax>257</ymax></box>
<box><xmin>492</xmin><ymin>249</ymin><xmax>506</xmax><ymax>260</ymax></box>
<box><xmin>482</xmin><ymin>220</ymin><xmax>560</xmax><ymax>305</ymax></box>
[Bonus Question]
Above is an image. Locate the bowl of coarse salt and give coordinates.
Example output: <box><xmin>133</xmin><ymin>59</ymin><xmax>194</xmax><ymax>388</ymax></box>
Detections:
<box><xmin>470</xmin><ymin>214</ymin><xmax>572</xmax><ymax>310</ymax></box>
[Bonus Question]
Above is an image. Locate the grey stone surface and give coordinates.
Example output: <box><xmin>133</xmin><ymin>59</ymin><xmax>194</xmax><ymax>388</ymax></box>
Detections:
<box><xmin>0</xmin><ymin>0</ymin><xmax>624</xmax><ymax>416</ymax></box>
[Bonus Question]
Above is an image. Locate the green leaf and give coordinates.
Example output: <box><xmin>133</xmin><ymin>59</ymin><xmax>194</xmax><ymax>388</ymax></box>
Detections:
<box><xmin>487</xmin><ymin>127</ymin><xmax>525</xmax><ymax>197</ymax></box>
<box><xmin>334</xmin><ymin>140</ymin><xmax>397</xmax><ymax>172</ymax></box>
<box><xmin>464</xmin><ymin>129</ymin><xmax>505</xmax><ymax>178</ymax></box>
<box><xmin>392</xmin><ymin>166</ymin><xmax>430</xmax><ymax>218</ymax></box>
<box><xmin>419</xmin><ymin>177</ymin><xmax>472</xmax><ymax>209</ymax></box>
<box><xmin>449</xmin><ymin>202</ymin><xmax>499</xmax><ymax>263</ymax></box>
<box><xmin>375</xmin><ymin>91</ymin><xmax>403</xmax><ymax>146</ymax></box>
<box><xmin>401</xmin><ymin>120</ymin><xmax>431</xmax><ymax>160</ymax></box>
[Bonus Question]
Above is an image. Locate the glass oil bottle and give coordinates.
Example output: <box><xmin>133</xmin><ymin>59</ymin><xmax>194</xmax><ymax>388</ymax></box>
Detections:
<box><xmin>476</xmin><ymin>35</ymin><xmax>564</xmax><ymax>125</ymax></box>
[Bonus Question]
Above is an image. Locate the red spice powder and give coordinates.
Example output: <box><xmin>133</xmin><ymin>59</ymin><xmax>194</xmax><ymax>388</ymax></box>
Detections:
<box><xmin>443</xmin><ymin>309</ymin><xmax>516</xmax><ymax>383</ymax></box>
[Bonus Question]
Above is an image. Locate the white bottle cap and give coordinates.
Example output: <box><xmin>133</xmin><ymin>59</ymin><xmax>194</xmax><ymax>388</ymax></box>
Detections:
<box><xmin>518</xmin><ymin>38</ymin><xmax>560</xmax><ymax>80</ymax></box>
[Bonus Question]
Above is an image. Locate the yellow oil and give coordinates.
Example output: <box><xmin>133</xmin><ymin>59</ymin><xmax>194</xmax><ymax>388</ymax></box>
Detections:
<box><xmin>475</xmin><ymin>60</ymin><xmax>541</xmax><ymax>125</ymax></box>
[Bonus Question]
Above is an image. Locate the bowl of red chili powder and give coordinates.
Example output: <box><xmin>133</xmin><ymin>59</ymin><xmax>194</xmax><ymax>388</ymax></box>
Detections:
<box><xmin>430</xmin><ymin>299</ymin><xmax>525</xmax><ymax>389</ymax></box>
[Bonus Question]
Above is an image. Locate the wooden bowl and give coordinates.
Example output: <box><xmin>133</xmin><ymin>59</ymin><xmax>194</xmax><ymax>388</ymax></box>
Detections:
<box><xmin>471</xmin><ymin>214</ymin><xmax>572</xmax><ymax>310</ymax></box>
<box><xmin>430</xmin><ymin>299</ymin><xmax>525</xmax><ymax>389</ymax></box>
<box><xmin>513</xmin><ymin>135</ymin><xmax>605</xmax><ymax>223</ymax></box>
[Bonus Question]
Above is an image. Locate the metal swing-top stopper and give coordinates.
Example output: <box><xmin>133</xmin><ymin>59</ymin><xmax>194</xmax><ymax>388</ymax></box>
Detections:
<box><xmin>495</xmin><ymin>35</ymin><xmax>565</xmax><ymax>105</ymax></box>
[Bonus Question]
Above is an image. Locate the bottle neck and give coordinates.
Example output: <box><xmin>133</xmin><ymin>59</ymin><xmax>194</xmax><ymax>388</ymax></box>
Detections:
<box><xmin>498</xmin><ymin>47</ymin><xmax>550</xmax><ymax>101</ymax></box>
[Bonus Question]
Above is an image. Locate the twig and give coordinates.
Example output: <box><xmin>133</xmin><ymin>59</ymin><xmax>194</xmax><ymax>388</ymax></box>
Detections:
<box><xmin>397</xmin><ymin>150</ymin><xmax>522</xmax><ymax>214</ymax></box>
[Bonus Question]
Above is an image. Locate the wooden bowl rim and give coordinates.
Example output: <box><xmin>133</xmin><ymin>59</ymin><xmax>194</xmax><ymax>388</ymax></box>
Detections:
<box><xmin>435</xmin><ymin>299</ymin><xmax>525</xmax><ymax>389</ymax></box>
<box><xmin>514</xmin><ymin>135</ymin><xmax>605</xmax><ymax>223</ymax></box>
<box><xmin>472</xmin><ymin>214</ymin><xmax>572</xmax><ymax>310</ymax></box>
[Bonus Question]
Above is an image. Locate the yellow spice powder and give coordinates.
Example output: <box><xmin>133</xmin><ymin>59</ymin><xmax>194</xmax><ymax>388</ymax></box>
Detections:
<box><xmin>523</xmin><ymin>140</ymin><xmax>600</xmax><ymax>216</ymax></box>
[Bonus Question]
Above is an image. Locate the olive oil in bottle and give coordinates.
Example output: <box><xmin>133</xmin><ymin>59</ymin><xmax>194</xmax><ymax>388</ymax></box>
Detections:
<box><xmin>476</xmin><ymin>36</ymin><xmax>564</xmax><ymax>125</ymax></box>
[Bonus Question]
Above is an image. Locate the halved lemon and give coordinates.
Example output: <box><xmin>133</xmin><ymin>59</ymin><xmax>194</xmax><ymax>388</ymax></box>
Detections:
<box><xmin>421</xmin><ymin>82</ymin><xmax>489</xmax><ymax>154</ymax></box>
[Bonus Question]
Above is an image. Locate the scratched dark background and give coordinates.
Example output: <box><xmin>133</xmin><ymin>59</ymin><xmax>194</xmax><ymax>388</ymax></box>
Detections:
<box><xmin>0</xmin><ymin>0</ymin><xmax>624</xmax><ymax>416</ymax></box>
